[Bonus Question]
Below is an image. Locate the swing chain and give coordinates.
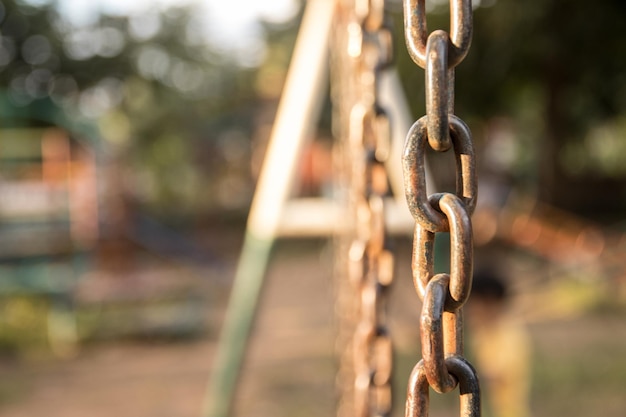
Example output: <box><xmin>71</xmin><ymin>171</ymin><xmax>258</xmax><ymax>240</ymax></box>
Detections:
<box><xmin>344</xmin><ymin>1</ymin><xmax>395</xmax><ymax>416</ymax></box>
<box><xmin>402</xmin><ymin>1</ymin><xmax>481</xmax><ymax>416</ymax></box>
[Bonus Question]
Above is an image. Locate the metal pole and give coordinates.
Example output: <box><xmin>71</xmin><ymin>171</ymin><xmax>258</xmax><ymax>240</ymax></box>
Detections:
<box><xmin>202</xmin><ymin>1</ymin><xmax>335</xmax><ymax>416</ymax></box>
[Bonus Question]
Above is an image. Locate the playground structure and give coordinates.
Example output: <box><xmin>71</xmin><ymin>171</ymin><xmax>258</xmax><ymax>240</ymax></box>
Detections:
<box><xmin>0</xmin><ymin>114</ymin><xmax>210</xmax><ymax>352</ymax></box>
<box><xmin>0</xmin><ymin>127</ymin><xmax>96</xmax><ymax>353</ymax></box>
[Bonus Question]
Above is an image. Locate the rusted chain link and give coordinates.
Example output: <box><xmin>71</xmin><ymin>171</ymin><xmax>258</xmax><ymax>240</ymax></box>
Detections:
<box><xmin>406</xmin><ymin>356</ymin><xmax>480</xmax><ymax>417</ymax></box>
<box><xmin>403</xmin><ymin>0</ymin><xmax>473</xmax><ymax>69</ymax></box>
<box><xmin>402</xmin><ymin>1</ymin><xmax>481</xmax><ymax>416</ymax></box>
<box><xmin>412</xmin><ymin>193</ymin><xmax>473</xmax><ymax>308</ymax></box>
<box><xmin>403</xmin><ymin>115</ymin><xmax>476</xmax><ymax>232</ymax></box>
<box><xmin>336</xmin><ymin>1</ymin><xmax>396</xmax><ymax>416</ymax></box>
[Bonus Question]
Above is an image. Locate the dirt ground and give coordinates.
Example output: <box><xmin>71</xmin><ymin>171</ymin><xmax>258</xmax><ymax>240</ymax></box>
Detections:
<box><xmin>0</xmin><ymin>235</ymin><xmax>625</xmax><ymax>417</ymax></box>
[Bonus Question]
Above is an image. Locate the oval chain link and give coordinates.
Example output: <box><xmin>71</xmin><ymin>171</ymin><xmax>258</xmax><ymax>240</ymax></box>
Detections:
<box><xmin>403</xmin><ymin>115</ymin><xmax>476</xmax><ymax>232</ymax></box>
<box><xmin>402</xmin><ymin>1</ymin><xmax>481</xmax><ymax>416</ymax></box>
<box><xmin>425</xmin><ymin>30</ymin><xmax>452</xmax><ymax>151</ymax></box>
<box><xmin>405</xmin><ymin>356</ymin><xmax>480</xmax><ymax>417</ymax></box>
<box><xmin>403</xmin><ymin>0</ymin><xmax>473</xmax><ymax>69</ymax></box>
<box><xmin>412</xmin><ymin>193</ymin><xmax>473</xmax><ymax>308</ymax></box>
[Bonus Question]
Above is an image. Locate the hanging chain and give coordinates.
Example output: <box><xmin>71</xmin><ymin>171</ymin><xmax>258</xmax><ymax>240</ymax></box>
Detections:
<box><xmin>334</xmin><ymin>1</ymin><xmax>396</xmax><ymax>416</ymax></box>
<box><xmin>402</xmin><ymin>1</ymin><xmax>481</xmax><ymax>416</ymax></box>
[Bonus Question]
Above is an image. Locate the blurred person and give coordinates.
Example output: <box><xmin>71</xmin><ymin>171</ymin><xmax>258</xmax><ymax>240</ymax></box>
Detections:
<box><xmin>466</xmin><ymin>270</ymin><xmax>533</xmax><ymax>417</ymax></box>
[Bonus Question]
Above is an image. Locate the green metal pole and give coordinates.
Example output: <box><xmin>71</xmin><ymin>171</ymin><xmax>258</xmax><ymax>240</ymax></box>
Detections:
<box><xmin>203</xmin><ymin>231</ymin><xmax>273</xmax><ymax>417</ymax></box>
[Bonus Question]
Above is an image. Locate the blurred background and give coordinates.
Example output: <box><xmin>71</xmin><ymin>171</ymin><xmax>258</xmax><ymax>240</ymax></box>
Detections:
<box><xmin>0</xmin><ymin>0</ymin><xmax>625</xmax><ymax>416</ymax></box>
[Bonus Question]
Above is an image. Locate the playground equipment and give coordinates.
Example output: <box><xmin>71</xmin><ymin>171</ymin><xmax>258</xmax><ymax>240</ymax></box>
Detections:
<box><xmin>0</xmin><ymin>127</ymin><xmax>97</xmax><ymax>354</ymax></box>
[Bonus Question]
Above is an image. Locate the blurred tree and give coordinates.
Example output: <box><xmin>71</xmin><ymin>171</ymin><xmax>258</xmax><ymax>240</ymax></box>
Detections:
<box><xmin>0</xmin><ymin>0</ymin><xmax>260</xmax><ymax>221</ymax></box>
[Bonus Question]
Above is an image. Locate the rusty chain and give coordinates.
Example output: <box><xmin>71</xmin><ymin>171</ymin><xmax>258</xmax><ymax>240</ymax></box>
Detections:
<box><xmin>402</xmin><ymin>1</ymin><xmax>481</xmax><ymax>416</ymax></box>
<box><xmin>334</xmin><ymin>1</ymin><xmax>396</xmax><ymax>416</ymax></box>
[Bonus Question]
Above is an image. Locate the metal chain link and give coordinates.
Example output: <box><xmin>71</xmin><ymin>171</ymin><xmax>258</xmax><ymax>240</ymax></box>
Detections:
<box><xmin>335</xmin><ymin>1</ymin><xmax>396</xmax><ymax>416</ymax></box>
<box><xmin>402</xmin><ymin>1</ymin><xmax>481</xmax><ymax>416</ymax></box>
